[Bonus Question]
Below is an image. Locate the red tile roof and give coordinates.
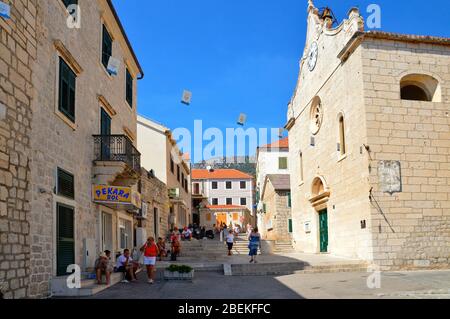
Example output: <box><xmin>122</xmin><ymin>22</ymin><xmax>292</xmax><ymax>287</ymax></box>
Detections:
<box><xmin>259</xmin><ymin>137</ymin><xmax>289</xmax><ymax>149</ymax></box>
<box><xmin>205</xmin><ymin>205</ymin><xmax>247</xmax><ymax>210</ymax></box>
<box><xmin>192</xmin><ymin>169</ymin><xmax>253</xmax><ymax>180</ymax></box>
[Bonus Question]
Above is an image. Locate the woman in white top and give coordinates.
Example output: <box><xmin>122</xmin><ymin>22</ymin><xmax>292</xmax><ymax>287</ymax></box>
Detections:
<box><xmin>226</xmin><ymin>231</ymin><xmax>235</xmax><ymax>256</ymax></box>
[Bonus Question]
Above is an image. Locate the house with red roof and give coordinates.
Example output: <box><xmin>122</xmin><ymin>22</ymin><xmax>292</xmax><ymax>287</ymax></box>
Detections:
<box><xmin>191</xmin><ymin>169</ymin><xmax>255</xmax><ymax>229</ymax></box>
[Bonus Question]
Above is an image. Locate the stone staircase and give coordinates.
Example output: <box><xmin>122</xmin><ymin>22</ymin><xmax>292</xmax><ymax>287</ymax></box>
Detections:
<box><xmin>273</xmin><ymin>241</ymin><xmax>295</xmax><ymax>254</ymax></box>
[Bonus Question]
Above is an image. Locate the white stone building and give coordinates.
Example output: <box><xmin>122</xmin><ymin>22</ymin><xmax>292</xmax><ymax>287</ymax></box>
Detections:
<box><xmin>255</xmin><ymin>137</ymin><xmax>290</xmax><ymax>232</ymax></box>
<box><xmin>137</xmin><ymin>115</ymin><xmax>192</xmax><ymax>229</ymax></box>
<box><xmin>0</xmin><ymin>0</ymin><xmax>143</xmax><ymax>298</ymax></box>
<box><xmin>192</xmin><ymin>169</ymin><xmax>254</xmax><ymax>229</ymax></box>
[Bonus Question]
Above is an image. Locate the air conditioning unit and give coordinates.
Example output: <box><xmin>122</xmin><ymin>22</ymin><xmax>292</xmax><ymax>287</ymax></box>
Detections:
<box><xmin>137</xmin><ymin>202</ymin><xmax>148</xmax><ymax>219</ymax></box>
<box><xmin>168</xmin><ymin>188</ymin><xmax>180</xmax><ymax>199</ymax></box>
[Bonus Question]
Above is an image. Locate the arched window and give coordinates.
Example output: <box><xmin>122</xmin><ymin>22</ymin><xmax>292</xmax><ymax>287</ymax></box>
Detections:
<box><xmin>400</xmin><ymin>74</ymin><xmax>440</xmax><ymax>102</ymax></box>
<box><xmin>338</xmin><ymin>114</ymin><xmax>346</xmax><ymax>156</ymax></box>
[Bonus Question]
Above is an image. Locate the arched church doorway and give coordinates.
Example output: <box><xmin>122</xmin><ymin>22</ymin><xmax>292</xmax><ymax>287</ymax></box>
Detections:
<box><xmin>309</xmin><ymin>177</ymin><xmax>331</xmax><ymax>253</ymax></box>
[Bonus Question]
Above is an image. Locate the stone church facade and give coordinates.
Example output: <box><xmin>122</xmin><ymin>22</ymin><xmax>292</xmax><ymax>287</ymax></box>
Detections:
<box><xmin>286</xmin><ymin>1</ymin><xmax>449</xmax><ymax>270</ymax></box>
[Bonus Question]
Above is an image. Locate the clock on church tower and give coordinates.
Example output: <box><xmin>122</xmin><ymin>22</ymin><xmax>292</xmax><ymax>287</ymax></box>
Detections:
<box><xmin>308</xmin><ymin>42</ymin><xmax>318</xmax><ymax>71</ymax></box>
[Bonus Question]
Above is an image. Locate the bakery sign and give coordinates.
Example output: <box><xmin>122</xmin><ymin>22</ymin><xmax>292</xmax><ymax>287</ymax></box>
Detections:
<box><xmin>92</xmin><ymin>185</ymin><xmax>141</xmax><ymax>210</ymax></box>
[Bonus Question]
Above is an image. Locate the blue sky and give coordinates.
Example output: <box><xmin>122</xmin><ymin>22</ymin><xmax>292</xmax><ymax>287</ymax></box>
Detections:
<box><xmin>113</xmin><ymin>0</ymin><xmax>450</xmax><ymax>162</ymax></box>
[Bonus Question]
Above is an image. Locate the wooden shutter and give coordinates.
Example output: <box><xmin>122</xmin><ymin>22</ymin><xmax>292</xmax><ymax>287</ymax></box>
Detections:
<box><xmin>58</xmin><ymin>58</ymin><xmax>76</xmax><ymax>122</ymax></box>
<box><xmin>57</xmin><ymin>203</ymin><xmax>75</xmax><ymax>276</ymax></box>
<box><xmin>57</xmin><ymin>168</ymin><xmax>75</xmax><ymax>199</ymax></box>
<box><xmin>279</xmin><ymin>157</ymin><xmax>288</xmax><ymax>169</ymax></box>
<box><xmin>288</xmin><ymin>219</ymin><xmax>293</xmax><ymax>233</ymax></box>
<box><xmin>126</xmin><ymin>69</ymin><xmax>133</xmax><ymax>107</ymax></box>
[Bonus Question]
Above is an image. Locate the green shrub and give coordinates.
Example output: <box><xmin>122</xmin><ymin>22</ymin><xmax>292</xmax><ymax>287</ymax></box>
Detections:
<box><xmin>166</xmin><ymin>265</ymin><xmax>193</xmax><ymax>273</ymax></box>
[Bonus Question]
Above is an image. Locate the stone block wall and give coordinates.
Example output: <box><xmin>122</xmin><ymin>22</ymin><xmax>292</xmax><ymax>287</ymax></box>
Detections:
<box><xmin>0</xmin><ymin>0</ymin><xmax>37</xmax><ymax>299</ymax></box>
<box><xmin>362</xmin><ymin>39</ymin><xmax>450</xmax><ymax>270</ymax></box>
<box><xmin>139</xmin><ymin>169</ymin><xmax>169</xmax><ymax>241</ymax></box>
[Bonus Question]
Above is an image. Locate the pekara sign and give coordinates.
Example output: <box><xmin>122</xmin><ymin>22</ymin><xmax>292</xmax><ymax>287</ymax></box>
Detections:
<box><xmin>92</xmin><ymin>185</ymin><xmax>141</xmax><ymax>209</ymax></box>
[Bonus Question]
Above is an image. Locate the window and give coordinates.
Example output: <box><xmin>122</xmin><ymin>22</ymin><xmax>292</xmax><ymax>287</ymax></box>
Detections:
<box><xmin>226</xmin><ymin>181</ymin><xmax>232</xmax><ymax>189</ymax></box>
<box><xmin>102</xmin><ymin>25</ymin><xmax>113</xmax><ymax>69</ymax></box>
<box><xmin>279</xmin><ymin>157</ymin><xmax>288</xmax><ymax>170</ymax></box>
<box><xmin>400</xmin><ymin>74</ymin><xmax>440</xmax><ymax>102</ymax></box>
<box><xmin>240</xmin><ymin>181</ymin><xmax>246</xmax><ymax>189</ymax></box>
<box><xmin>263</xmin><ymin>203</ymin><xmax>267</xmax><ymax>213</ymax></box>
<box><xmin>119</xmin><ymin>219</ymin><xmax>132</xmax><ymax>250</ymax></box>
<box><xmin>58</xmin><ymin>58</ymin><xmax>76</xmax><ymax>122</ymax></box>
<box><xmin>299</xmin><ymin>152</ymin><xmax>304</xmax><ymax>183</ymax></box>
<box><xmin>184</xmin><ymin>178</ymin><xmax>188</xmax><ymax>192</ymax></box>
<box><xmin>126</xmin><ymin>68</ymin><xmax>133</xmax><ymax>107</ymax></box>
<box><xmin>177</xmin><ymin>165</ymin><xmax>180</xmax><ymax>182</ymax></box>
<box><xmin>193</xmin><ymin>183</ymin><xmax>200</xmax><ymax>195</ymax></box>
<box><xmin>226</xmin><ymin>198</ymin><xmax>233</xmax><ymax>205</ymax></box>
<box><xmin>240</xmin><ymin>198</ymin><xmax>247</xmax><ymax>206</ymax></box>
<box><xmin>212</xmin><ymin>198</ymin><xmax>218</xmax><ymax>205</ymax></box>
<box><xmin>338</xmin><ymin>115</ymin><xmax>346</xmax><ymax>156</ymax></box>
<box><xmin>57</xmin><ymin>168</ymin><xmax>75</xmax><ymax>199</ymax></box>
<box><xmin>287</xmin><ymin>192</ymin><xmax>291</xmax><ymax>208</ymax></box>
<box><xmin>181</xmin><ymin>173</ymin><xmax>185</xmax><ymax>186</ymax></box>
<box><xmin>288</xmin><ymin>219</ymin><xmax>293</xmax><ymax>233</ymax></box>
<box><xmin>212</xmin><ymin>181</ymin><xmax>218</xmax><ymax>189</ymax></box>
<box><xmin>170</xmin><ymin>157</ymin><xmax>174</xmax><ymax>174</ymax></box>
<box><xmin>61</xmin><ymin>0</ymin><xmax>78</xmax><ymax>8</ymax></box>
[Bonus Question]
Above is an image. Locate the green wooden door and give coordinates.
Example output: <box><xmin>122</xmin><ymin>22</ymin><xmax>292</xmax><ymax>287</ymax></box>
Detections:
<box><xmin>319</xmin><ymin>210</ymin><xmax>328</xmax><ymax>253</ymax></box>
<box><xmin>57</xmin><ymin>203</ymin><xmax>75</xmax><ymax>276</ymax></box>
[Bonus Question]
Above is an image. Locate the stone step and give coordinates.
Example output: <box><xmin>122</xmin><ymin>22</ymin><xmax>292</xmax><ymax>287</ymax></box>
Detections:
<box><xmin>52</xmin><ymin>270</ymin><xmax>135</xmax><ymax>297</ymax></box>
<box><xmin>229</xmin><ymin>262</ymin><xmax>369</xmax><ymax>276</ymax></box>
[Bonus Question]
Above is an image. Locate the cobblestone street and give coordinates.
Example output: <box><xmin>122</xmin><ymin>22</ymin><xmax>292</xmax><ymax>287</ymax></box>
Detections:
<box><xmin>81</xmin><ymin>270</ymin><xmax>450</xmax><ymax>299</ymax></box>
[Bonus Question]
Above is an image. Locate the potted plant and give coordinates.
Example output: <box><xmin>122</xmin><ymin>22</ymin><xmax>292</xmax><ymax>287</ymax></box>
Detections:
<box><xmin>164</xmin><ymin>265</ymin><xmax>194</xmax><ymax>281</ymax></box>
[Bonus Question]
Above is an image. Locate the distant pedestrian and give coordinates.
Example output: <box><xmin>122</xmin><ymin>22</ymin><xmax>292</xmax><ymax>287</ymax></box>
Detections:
<box><xmin>140</xmin><ymin>237</ymin><xmax>159</xmax><ymax>284</ymax></box>
<box><xmin>248</xmin><ymin>227</ymin><xmax>261</xmax><ymax>263</ymax></box>
<box><xmin>226</xmin><ymin>231</ymin><xmax>235</xmax><ymax>256</ymax></box>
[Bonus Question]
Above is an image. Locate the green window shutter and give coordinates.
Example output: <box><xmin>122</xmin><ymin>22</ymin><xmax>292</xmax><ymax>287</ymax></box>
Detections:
<box><xmin>263</xmin><ymin>203</ymin><xmax>267</xmax><ymax>213</ymax></box>
<box><xmin>57</xmin><ymin>168</ymin><xmax>75</xmax><ymax>199</ymax></box>
<box><xmin>57</xmin><ymin>203</ymin><xmax>75</xmax><ymax>276</ymax></box>
<box><xmin>288</xmin><ymin>219</ymin><xmax>293</xmax><ymax>233</ymax></box>
<box><xmin>102</xmin><ymin>25</ymin><xmax>113</xmax><ymax>69</ymax></box>
<box><xmin>279</xmin><ymin>157</ymin><xmax>288</xmax><ymax>169</ymax></box>
<box><xmin>58</xmin><ymin>58</ymin><xmax>76</xmax><ymax>122</ymax></box>
<box><xmin>126</xmin><ymin>69</ymin><xmax>133</xmax><ymax>107</ymax></box>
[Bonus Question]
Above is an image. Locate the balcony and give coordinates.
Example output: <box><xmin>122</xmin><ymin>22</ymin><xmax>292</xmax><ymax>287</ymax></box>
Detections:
<box><xmin>92</xmin><ymin>135</ymin><xmax>141</xmax><ymax>186</ymax></box>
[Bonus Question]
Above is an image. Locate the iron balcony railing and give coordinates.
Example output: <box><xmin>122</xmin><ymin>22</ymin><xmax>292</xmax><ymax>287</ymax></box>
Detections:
<box><xmin>93</xmin><ymin>135</ymin><xmax>141</xmax><ymax>172</ymax></box>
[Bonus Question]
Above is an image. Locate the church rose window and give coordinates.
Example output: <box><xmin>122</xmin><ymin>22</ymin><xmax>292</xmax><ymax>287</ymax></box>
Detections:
<box><xmin>310</xmin><ymin>96</ymin><xmax>323</xmax><ymax>135</ymax></box>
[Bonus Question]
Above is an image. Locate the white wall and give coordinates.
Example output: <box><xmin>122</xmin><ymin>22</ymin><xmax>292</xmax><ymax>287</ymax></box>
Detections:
<box><xmin>194</xmin><ymin>179</ymin><xmax>254</xmax><ymax>211</ymax></box>
<box><xmin>137</xmin><ymin>116</ymin><xmax>168</xmax><ymax>183</ymax></box>
<box><xmin>256</xmin><ymin>150</ymin><xmax>289</xmax><ymax>190</ymax></box>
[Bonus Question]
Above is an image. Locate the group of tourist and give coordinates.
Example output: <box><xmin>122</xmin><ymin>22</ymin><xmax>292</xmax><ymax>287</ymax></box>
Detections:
<box><xmin>94</xmin><ymin>236</ymin><xmax>174</xmax><ymax>286</ymax></box>
<box><xmin>94</xmin><ymin>223</ymin><xmax>261</xmax><ymax>285</ymax></box>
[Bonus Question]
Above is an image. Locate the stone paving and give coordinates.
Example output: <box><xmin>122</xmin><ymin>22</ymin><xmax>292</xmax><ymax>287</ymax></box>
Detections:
<box><xmin>83</xmin><ymin>269</ymin><xmax>450</xmax><ymax>299</ymax></box>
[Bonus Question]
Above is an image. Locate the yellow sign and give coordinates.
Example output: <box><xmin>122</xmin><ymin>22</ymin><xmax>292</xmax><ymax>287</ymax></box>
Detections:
<box><xmin>93</xmin><ymin>185</ymin><xmax>132</xmax><ymax>204</ymax></box>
